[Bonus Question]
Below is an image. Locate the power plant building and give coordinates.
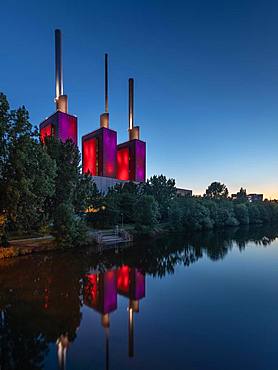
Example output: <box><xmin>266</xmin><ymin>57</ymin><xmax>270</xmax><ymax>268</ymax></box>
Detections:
<box><xmin>40</xmin><ymin>30</ymin><xmax>77</xmax><ymax>145</ymax></box>
<box><xmin>40</xmin><ymin>30</ymin><xmax>146</xmax><ymax>192</ymax></box>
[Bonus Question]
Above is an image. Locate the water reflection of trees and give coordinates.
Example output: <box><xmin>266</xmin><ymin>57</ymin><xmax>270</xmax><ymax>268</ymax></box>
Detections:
<box><xmin>0</xmin><ymin>256</ymin><xmax>82</xmax><ymax>370</ymax></box>
<box><xmin>85</xmin><ymin>225</ymin><xmax>278</xmax><ymax>277</ymax></box>
<box><xmin>0</xmin><ymin>224</ymin><xmax>278</xmax><ymax>369</ymax></box>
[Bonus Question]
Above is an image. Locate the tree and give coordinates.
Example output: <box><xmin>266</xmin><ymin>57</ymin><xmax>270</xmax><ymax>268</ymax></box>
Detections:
<box><xmin>168</xmin><ymin>199</ymin><xmax>183</xmax><ymax>231</ymax></box>
<box><xmin>73</xmin><ymin>173</ymin><xmax>100</xmax><ymax>213</ymax></box>
<box><xmin>248</xmin><ymin>204</ymin><xmax>262</xmax><ymax>224</ymax></box>
<box><xmin>0</xmin><ymin>93</ymin><xmax>10</xmax><ymax>185</ymax></box>
<box><xmin>236</xmin><ymin>187</ymin><xmax>248</xmax><ymax>202</ymax></box>
<box><xmin>183</xmin><ymin>200</ymin><xmax>213</xmax><ymax>230</ymax></box>
<box><xmin>144</xmin><ymin>175</ymin><xmax>176</xmax><ymax>220</ymax></box>
<box><xmin>44</xmin><ymin>137</ymin><xmax>80</xmax><ymax>214</ymax></box>
<box><xmin>234</xmin><ymin>204</ymin><xmax>249</xmax><ymax>224</ymax></box>
<box><xmin>135</xmin><ymin>195</ymin><xmax>160</xmax><ymax>227</ymax></box>
<box><xmin>44</xmin><ymin>137</ymin><xmax>93</xmax><ymax>244</ymax></box>
<box><xmin>53</xmin><ymin>202</ymin><xmax>87</xmax><ymax>247</ymax></box>
<box><xmin>205</xmin><ymin>182</ymin><xmax>228</xmax><ymax>199</ymax></box>
<box><xmin>1</xmin><ymin>103</ymin><xmax>56</xmax><ymax>234</ymax></box>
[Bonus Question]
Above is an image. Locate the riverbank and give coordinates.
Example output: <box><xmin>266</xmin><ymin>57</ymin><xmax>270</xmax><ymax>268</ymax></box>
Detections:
<box><xmin>1</xmin><ymin>221</ymin><xmax>277</xmax><ymax>260</ymax></box>
<box><xmin>0</xmin><ymin>236</ymin><xmax>57</xmax><ymax>259</ymax></box>
<box><xmin>0</xmin><ymin>227</ymin><xmax>134</xmax><ymax>259</ymax></box>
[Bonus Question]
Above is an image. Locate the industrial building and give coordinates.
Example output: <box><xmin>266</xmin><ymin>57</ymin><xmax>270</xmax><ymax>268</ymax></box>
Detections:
<box><xmin>40</xmin><ymin>30</ymin><xmax>146</xmax><ymax>193</ymax></box>
<box><xmin>231</xmin><ymin>192</ymin><xmax>264</xmax><ymax>202</ymax></box>
<box><xmin>40</xmin><ymin>30</ymin><xmax>77</xmax><ymax>145</ymax></box>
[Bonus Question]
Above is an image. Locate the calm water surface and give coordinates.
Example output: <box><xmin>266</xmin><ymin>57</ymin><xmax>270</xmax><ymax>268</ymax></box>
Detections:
<box><xmin>1</xmin><ymin>225</ymin><xmax>278</xmax><ymax>370</ymax></box>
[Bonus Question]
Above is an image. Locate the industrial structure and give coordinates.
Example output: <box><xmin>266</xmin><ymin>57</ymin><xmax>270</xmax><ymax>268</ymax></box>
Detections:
<box><xmin>40</xmin><ymin>29</ymin><xmax>146</xmax><ymax>192</ymax></box>
<box><xmin>40</xmin><ymin>30</ymin><xmax>77</xmax><ymax>145</ymax></box>
<box><xmin>83</xmin><ymin>266</ymin><xmax>145</xmax><ymax>367</ymax></box>
<box><xmin>116</xmin><ymin>78</ymin><xmax>146</xmax><ymax>182</ymax></box>
<box><xmin>82</xmin><ymin>53</ymin><xmax>118</xmax><ymax>179</ymax></box>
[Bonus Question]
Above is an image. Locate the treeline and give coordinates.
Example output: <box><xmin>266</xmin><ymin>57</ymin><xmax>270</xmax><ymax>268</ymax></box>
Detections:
<box><xmin>88</xmin><ymin>178</ymin><xmax>278</xmax><ymax>235</ymax></box>
<box><xmin>1</xmin><ymin>92</ymin><xmax>278</xmax><ymax>247</ymax></box>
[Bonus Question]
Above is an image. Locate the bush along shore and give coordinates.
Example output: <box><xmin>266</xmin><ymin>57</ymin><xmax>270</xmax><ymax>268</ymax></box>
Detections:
<box><xmin>1</xmin><ymin>92</ymin><xmax>278</xmax><ymax>254</ymax></box>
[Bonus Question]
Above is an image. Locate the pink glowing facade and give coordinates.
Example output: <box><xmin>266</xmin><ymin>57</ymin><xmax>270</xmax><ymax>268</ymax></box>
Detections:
<box><xmin>83</xmin><ymin>271</ymin><xmax>117</xmax><ymax>314</ymax></box>
<box><xmin>40</xmin><ymin>111</ymin><xmax>77</xmax><ymax>145</ymax></box>
<box><xmin>40</xmin><ymin>123</ymin><xmax>55</xmax><ymax>143</ymax></box>
<box><xmin>117</xmin><ymin>266</ymin><xmax>145</xmax><ymax>300</ymax></box>
<box><xmin>117</xmin><ymin>140</ymin><xmax>146</xmax><ymax>182</ymax></box>
<box><xmin>83</xmin><ymin>267</ymin><xmax>145</xmax><ymax>314</ymax></box>
<box><xmin>117</xmin><ymin>146</ymin><xmax>129</xmax><ymax>181</ymax></box>
<box><xmin>82</xmin><ymin>127</ymin><xmax>117</xmax><ymax>178</ymax></box>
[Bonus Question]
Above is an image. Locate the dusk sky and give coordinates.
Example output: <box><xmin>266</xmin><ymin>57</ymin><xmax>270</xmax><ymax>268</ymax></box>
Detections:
<box><xmin>1</xmin><ymin>0</ymin><xmax>278</xmax><ymax>198</ymax></box>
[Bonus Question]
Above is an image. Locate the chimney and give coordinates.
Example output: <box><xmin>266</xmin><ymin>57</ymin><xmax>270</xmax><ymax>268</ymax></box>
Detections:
<box><xmin>105</xmin><ymin>53</ymin><xmax>108</xmax><ymax>113</ymax></box>
<box><xmin>100</xmin><ymin>53</ymin><xmax>109</xmax><ymax>128</ymax></box>
<box><xmin>128</xmin><ymin>78</ymin><xmax>139</xmax><ymax>140</ymax></box>
<box><xmin>129</xmin><ymin>78</ymin><xmax>134</xmax><ymax>130</ymax></box>
<box><xmin>55</xmin><ymin>29</ymin><xmax>68</xmax><ymax>113</ymax></box>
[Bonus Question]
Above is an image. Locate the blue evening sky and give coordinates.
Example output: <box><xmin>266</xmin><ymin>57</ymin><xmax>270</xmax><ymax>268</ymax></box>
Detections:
<box><xmin>1</xmin><ymin>0</ymin><xmax>278</xmax><ymax>198</ymax></box>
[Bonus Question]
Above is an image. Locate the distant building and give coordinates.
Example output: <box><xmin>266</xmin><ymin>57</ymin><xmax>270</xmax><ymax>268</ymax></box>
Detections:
<box><xmin>247</xmin><ymin>194</ymin><xmax>263</xmax><ymax>202</ymax></box>
<box><xmin>231</xmin><ymin>193</ymin><xmax>263</xmax><ymax>202</ymax></box>
<box><xmin>176</xmin><ymin>188</ymin><xmax>192</xmax><ymax>197</ymax></box>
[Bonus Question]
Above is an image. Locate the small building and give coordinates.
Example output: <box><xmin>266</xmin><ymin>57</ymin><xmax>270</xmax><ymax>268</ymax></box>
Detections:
<box><xmin>247</xmin><ymin>193</ymin><xmax>263</xmax><ymax>202</ymax></box>
<box><xmin>176</xmin><ymin>188</ymin><xmax>192</xmax><ymax>197</ymax></box>
<box><xmin>231</xmin><ymin>193</ymin><xmax>264</xmax><ymax>202</ymax></box>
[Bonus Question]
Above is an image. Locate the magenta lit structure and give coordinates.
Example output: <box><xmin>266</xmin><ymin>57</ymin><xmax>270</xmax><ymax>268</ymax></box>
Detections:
<box><xmin>117</xmin><ymin>79</ymin><xmax>146</xmax><ymax>182</ymax></box>
<box><xmin>82</xmin><ymin>54</ymin><xmax>117</xmax><ymax>177</ymax></box>
<box><xmin>83</xmin><ymin>271</ymin><xmax>118</xmax><ymax>315</ymax></box>
<box><xmin>117</xmin><ymin>266</ymin><xmax>146</xmax><ymax>301</ymax></box>
<box><xmin>82</xmin><ymin>127</ymin><xmax>117</xmax><ymax>177</ymax></box>
<box><xmin>39</xmin><ymin>29</ymin><xmax>77</xmax><ymax>145</ymax></box>
<box><xmin>40</xmin><ymin>111</ymin><xmax>77</xmax><ymax>144</ymax></box>
<box><xmin>117</xmin><ymin>266</ymin><xmax>145</xmax><ymax>357</ymax></box>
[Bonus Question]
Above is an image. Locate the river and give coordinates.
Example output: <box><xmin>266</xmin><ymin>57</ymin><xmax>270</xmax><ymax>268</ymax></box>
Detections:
<box><xmin>1</xmin><ymin>225</ymin><xmax>278</xmax><ymax>370</ymax></box>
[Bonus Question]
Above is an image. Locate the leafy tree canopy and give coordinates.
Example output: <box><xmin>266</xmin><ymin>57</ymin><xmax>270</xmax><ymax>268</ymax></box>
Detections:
<box><xmin>205</xmin><ymin>181</ymin><xmax>229</xmax><ymax>199</ymax></box>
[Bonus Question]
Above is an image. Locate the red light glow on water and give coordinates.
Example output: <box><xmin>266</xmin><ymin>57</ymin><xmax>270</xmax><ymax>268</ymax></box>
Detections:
<box><xmin>117</xmin><ymin>266</ymin><xmax>130</xmax><ymax>294</ymax></box>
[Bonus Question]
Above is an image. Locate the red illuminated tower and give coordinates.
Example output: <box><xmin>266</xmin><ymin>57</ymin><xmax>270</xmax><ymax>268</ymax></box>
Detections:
<box><xmin>82</xmin><ymin>54</ymin><xmax>117</xmax><ymax>177</ymax></box>
<box><xmin>117</xmin><ymin>79</ymin><xmax>146</xmax><ymax>182</ymax></box>
<box><xmin>40</xmin><ymin>30</ymin><xmax>77</xmax><ymax>144</ymax></box>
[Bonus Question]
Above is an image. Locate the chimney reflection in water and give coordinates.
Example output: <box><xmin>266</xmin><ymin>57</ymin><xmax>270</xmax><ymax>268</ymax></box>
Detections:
<box><xmin>82</xmin><ymin>266</ymin><xmax>145</xmax><ymax>368</ymax></box>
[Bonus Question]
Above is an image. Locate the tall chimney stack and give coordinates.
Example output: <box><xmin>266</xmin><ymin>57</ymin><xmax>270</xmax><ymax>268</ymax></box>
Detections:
<box><xmin>105</xmin><ymin>53</ymin><xmax>108</xmax><ymax>113</ymax></box>
<box><xmin>128</xmin><ymin>78</ymin><xmax>139</xmax><ymax>140</ymax></box>
<box><xmin>129</xmin><ymin>78</ymin><xmax>134</xmax><ymax>130</ymax></box>
<box><xmin>55</xmin><ymin>29</ymin><xmax>63</xmax><ymax>100</ymax></box>
<box><xmin>100</xmin><ymin>53</ymin><xmax>109</xmax><ymax>128</ymax></box>
<box><xmin>55</xmin><ymin>29</ymin><xmax>68</xmax><ymax>113</ymax></box>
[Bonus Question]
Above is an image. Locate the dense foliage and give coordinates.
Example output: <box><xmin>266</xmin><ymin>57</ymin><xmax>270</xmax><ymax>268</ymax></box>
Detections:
<box><xmin>0</xmin><ymin>93</ymin><xmax>95</xmax><ymax>246</ymax></box>
<box><xmin>87</xmin><ymin>177</ymin><xmax>278</xmax><ymax>235</ymax></box>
